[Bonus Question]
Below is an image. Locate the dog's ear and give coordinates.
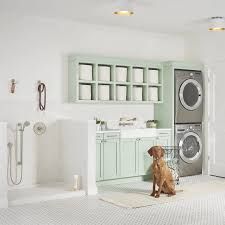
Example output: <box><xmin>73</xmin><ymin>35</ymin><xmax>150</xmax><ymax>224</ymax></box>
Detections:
<box><xmin>160</xmin><ymin>147</ymin><xmax>165</xmax><ymax>158</ymax></box>
<box><xmin>148</xmin><ymin>147</ymin><xmax>153</xmax><ymax>156</ymax></box>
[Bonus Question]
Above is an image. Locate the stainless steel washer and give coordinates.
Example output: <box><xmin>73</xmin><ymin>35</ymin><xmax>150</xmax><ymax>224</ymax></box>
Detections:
<box><xmin>175</xmin><ymin>69</ymin><xmax>203</xmax><ymax>123</ymax></box>
<box><xmin>175</xmin><ymin>124</ymin><xmax>203</xmax><ymax>177</ymax></box>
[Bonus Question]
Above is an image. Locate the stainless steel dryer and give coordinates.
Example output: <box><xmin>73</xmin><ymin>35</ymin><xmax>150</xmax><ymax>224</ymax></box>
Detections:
<box><xmin>175</xmin><ymin>69</ymin><xmax>203</xmax><ymax>123</ymax></box>
<box><xmin>175</xmin><ymin>124</ymin><xmax>203</xmax><ymax>177</ymax></box>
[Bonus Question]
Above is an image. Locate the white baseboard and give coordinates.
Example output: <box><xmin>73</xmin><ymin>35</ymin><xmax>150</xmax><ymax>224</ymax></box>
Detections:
<box><xmin>0</xmin><ymin>197</ymin><xmax>8</xmax><ymax>208</ymax></box>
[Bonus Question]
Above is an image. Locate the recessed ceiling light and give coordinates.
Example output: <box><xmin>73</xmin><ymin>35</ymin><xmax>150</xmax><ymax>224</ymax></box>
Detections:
<box><xmin>208</xmin><ymin>17</ymin><xmax>225</xmax><ymax>31</ymax></box>
<box><xmin>114</xmin><ymin>0</ymin><xmax>134</xmax><ymax>16</ymax></box>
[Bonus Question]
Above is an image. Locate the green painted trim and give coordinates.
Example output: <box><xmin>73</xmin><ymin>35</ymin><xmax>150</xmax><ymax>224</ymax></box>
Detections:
<box><xmin>164</xmin><ymin>61</ymin><xmax>204</xmax><ymax>71</ymax></box>
<box><xmin>69</xmin><ymin>54</ymin><xmax>163</xmax><ymax>69</ymax></box>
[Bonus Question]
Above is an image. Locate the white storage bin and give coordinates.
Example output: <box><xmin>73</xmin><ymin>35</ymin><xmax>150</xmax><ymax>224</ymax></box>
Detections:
<box><xmin>133</xmin><ymin>87</ymin><xmax>143</xmax><ymax>101</ymax></box>
<box><xmin>133</xmin><ymin>68</ymin><xmax>144</xmax><ymax>83</ymax></box>
<box><xmin>149</xmin><ymin>70</ymin><xmax>159</xmax><ymax>84</ymax></box>
<box><xmin>79</xmin><ymin>64</ymin><xmax>93</xmax><ymax>81</ymax></box>
<box><xmin>98</xmin><ymin>66</ymin><xmax>111</xmax><ymax>81</ymax></box>
<box><xmin>79</xmin><ymin>84</ymin><xmax>92</xmax><ymax>100</ymax></box>
<box><xmin>98</xmin><ymin>85</ymin><xmax>110</xmax><ymax>101</ymax></box>
<box><xmin>116</xmin><ymin>67</ymin><xmax>127</xmax><ymax>82</ymax></box>
<box><xmin>116</xmin><ymin>86</ymin><xmax>127</xmax><ymax>101</ymax></box>
<box><xmin>149</xmin><ymin>87</ymin><xmax>158</xmax><ymax>101</ymax></box>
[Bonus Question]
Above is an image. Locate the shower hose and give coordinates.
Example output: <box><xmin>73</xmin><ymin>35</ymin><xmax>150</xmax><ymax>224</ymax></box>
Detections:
<box><xmin>7</xmin><ymin>129</ymin><xmax>23</xmax><ymax>185</ymax></box>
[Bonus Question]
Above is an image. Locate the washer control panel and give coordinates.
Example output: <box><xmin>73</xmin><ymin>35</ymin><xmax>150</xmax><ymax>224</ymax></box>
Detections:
<box><xmin>176</xmin><ymin>124</ymin><xmax>202</xmax><ymax>133</ymax></box>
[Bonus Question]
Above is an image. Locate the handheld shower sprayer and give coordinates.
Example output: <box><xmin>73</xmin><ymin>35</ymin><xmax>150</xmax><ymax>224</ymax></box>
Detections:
<box><xmin>23</xmin><ymin>121</ymin><xmax>30</xmax><ymax>130</ymax></box>
<box><xmin>17</xmin><ymin>121</ymin><xmax>30</xmax><ymax>131</ymax></box>
<box><xmin>7</xmin><ymin>121</ymin><xmax>30</xmax><ymax>185</ymax></box>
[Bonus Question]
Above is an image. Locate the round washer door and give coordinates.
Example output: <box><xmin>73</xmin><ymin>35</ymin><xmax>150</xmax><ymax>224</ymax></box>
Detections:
<box><xmin>179</xmin><ymin>132</ymin><xmax>202</xmax><ymax>164</ymax></box>
<box><xmin>179</xmin><ymin>79</ymin><xmax>202</xmax><ymax>111</ymax></box>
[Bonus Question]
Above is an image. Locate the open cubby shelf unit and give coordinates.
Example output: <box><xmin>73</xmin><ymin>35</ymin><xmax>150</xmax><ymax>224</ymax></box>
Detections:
<box><xmin>68</xmin><ymin>55</ymin><xmax>163</xmax><ymax>104</ymax></box>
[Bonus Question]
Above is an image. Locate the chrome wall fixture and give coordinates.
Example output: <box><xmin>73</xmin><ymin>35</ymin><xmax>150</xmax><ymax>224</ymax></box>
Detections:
<box><xmin>33</xmin><ymin>122</ymin><xmax>46</xmax><ymax>135</ymax></box>
<box><xmin>10</xmin><ymin>79</ymin><xmax>17</xmax><ymax>94</ymax></box>
<box><xmin>7</xmin><ymin>121</ymin><xmax>30</xmax><ymax>185</ymax></box>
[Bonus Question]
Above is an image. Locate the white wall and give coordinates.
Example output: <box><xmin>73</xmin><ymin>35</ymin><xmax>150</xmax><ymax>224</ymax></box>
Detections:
<box><xmin>0</xmin><ymin>14</ymin><xmax>185</xmax><ymax>188</ymax></box>
<box><xmin>184</xmin><ymin>32</ymin><xmax>225</xmax><ymax>176</ymax></box>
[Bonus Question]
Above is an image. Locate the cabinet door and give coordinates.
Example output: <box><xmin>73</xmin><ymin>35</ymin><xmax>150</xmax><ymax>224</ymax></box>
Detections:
<box><xmin>156</xmin><ymin>135</ymin><xmax>171</xmax><ymax>147</ymax></box>
<box><xmin>103</xmin><ymin>139</ymin><xmax>120</xmax><ymax>180</ymax></box>
<box><xmin>120</xmin><ymin>139</ymin><xmax>138</xmax><ymax>177</ymax></box>
<box><xmin>96</xmin><ymin>140</ymin><xmax>103</xmax><ymax>181</ymax></box>
<box><xmin>138</xmin><ymin>138</ymin><xmax>155</xmax><ymax>175</ymax></box>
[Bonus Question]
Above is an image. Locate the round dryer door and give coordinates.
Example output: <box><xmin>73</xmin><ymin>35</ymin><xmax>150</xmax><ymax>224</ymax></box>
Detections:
<box><xmin>179</xmin><ymin>132</ymin><xmax>202</xmax><ymax>164</ymax></box>
<box><xmin>179</xmin><ymin>79</ymin><xmax>202</xmax><ymax>111</ymax></box>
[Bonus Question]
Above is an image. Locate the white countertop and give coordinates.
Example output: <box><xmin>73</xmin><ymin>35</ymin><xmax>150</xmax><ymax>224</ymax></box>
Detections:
<box><xmin>97</xmin><ymin>128</ymin><xmax>171</xmax><ymax>133</ymax></box>
<box><xmin>96</xmin><ymin>130</ymin><xmax>121</xmax><ymax>134</ymax></box>
<box><xmin>97</xmin><ymin>128</ymin><xmax>172</xmax><ymax>138</ymax></box>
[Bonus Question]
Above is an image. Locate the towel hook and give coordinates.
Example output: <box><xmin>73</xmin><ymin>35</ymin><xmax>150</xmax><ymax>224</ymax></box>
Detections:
<box><xmin>10</xmin><ymin>79</ymin><xmax>17</xmax><ymax>94</ymax></box>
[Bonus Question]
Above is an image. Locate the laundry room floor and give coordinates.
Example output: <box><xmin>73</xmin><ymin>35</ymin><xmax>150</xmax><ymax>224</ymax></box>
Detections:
<box><xmin>0</xmin><ymin>175</ymin><xmax>225</xmax><ymax>225</ymax></box>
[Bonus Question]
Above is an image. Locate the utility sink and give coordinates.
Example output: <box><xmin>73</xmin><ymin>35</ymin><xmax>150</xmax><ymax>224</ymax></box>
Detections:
<box><xmin>120</xmin><ymin>128</ymin><xmax>157</xmax><ymax>139</ymax></box>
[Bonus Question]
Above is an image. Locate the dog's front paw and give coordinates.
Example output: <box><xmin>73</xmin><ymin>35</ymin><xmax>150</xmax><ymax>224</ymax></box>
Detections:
<box><xmin>150</xmin><ymin>192</ymin><xmax>155</xmax><ymax>197</ymax></box>
<box><xmin>155</xmin><ymin>194</ymin><xmax>160</xmax><ymax>198</ymax></box>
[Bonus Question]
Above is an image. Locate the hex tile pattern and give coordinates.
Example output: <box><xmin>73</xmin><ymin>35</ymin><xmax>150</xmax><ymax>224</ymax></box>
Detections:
<box><xmin>0</xmin><ymin>175</ymin><xmax>225</xmax><ymax>225</ymax></box>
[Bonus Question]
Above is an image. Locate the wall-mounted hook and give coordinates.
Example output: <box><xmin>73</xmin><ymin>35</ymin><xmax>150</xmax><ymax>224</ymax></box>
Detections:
<box><xmin>10</xmin><ymin>79</ymin><xmax>17</xmax><ymax>94</ymax></box>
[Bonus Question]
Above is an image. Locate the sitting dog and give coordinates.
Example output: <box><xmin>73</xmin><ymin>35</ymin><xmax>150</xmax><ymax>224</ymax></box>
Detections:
<box><xmin>148</xmin><ymin>146</ymin><xmax>176</xmax><ymax>198</ymax></box>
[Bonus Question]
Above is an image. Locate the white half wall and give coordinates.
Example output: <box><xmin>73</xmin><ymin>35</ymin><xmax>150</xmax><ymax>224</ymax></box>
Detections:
<box><xmin>0</xmin><ymin>14</ymin><xmax>186</xmax><ymax>188</ymax></box>
<box><xmin>59</xmin><ymin>119</ymin><xmax>97</xmax><ymax>195</ymax></box>
<box><xmin>0</xmin><ymin>123</ymin><xmax>8</xmax><ymax>208</ymax></box>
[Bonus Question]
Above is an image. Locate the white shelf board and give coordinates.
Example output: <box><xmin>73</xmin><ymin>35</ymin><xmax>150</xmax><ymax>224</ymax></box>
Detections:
<box><xmin>148</xmin><ymin>83</ymin><xmax>162</xmax><ymax>87</ymax></box>
<box><xmin>78</xmin><ymin>80</ymin><xmax>96</xmax><ymax>84</ymax></box>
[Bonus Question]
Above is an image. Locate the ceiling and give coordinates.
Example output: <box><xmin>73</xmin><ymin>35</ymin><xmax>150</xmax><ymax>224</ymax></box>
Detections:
<box><xmin>1</xmin><ymin>0</ymin><xmax>225</xmax><ymax>33</ymax></box>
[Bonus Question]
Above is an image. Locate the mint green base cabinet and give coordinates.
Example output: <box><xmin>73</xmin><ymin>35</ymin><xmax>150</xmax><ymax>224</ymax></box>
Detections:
<box><xmin>96</xmin><ymin>138</ymin><xmax>120</xmax><ymax>181</ymax></box>
<box><xmin>120</xmin><ymin>138</ymin><xmax>155</xmax><ymax>177</ymax></box>
<box><xmin>156</xmin><ymin>133</ymin><xmax>171</xmax><ymax>147</ymax></box>
<box><xmin>96</xmin><ymin>131</ymin><xmax>171</xmax><ymax>183</ymax></box>
<box><xmin>120</xmin><ymin>139</ymin><xmax>138</xmax><ymax>177</ymax></box>
<box><xmin>138</xmin><ymin>138</ymin><xmax>155</xmax><ymax>176</ymax></box>
<box><xmin>103</xmin><ymin>139</ymin><xmax>120</xmax><ymax>180</ymax></box>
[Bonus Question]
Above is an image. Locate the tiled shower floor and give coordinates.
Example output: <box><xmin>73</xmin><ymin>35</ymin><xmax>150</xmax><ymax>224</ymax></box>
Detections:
<box><xmin>8</xmin><ymin>183</ymin><xmax>85</xmax><ymax>206</ymax></box>
<box><xmin>0</xmin><ymin>175</ymin><xmax>225</xmax><ymax>225</ymax></box>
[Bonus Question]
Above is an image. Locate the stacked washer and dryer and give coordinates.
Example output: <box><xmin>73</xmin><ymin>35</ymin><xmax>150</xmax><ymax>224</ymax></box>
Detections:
<box><xmin>174</xmin><ymin>70</ymin><xmax>204</xmax><ymax>177</ymax></box>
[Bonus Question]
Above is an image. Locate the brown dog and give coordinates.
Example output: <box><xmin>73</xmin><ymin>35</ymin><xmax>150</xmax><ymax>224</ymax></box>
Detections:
<box><xmin>148</xmin><ymin>146</ymin><xmax>176</xmax><ymax>198</ymax></box>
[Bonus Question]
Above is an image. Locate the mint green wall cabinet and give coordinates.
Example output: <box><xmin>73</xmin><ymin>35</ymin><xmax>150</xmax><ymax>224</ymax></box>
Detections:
<box><xmin>96</xmin><ymin>140</ymin><xmax>103</xmax><ymax>181</ymax></box>
<box><xmin>120</xmin><ymin>139</ymin><xmax>138</xmax><ymax>177</ymax></box>
<box><xmin>138</xmin><ymin>138</ymin><xmax>155</xmax><ymax>176</ymax></box>
<box><xmin>68</xmin><ymin>55</ymin><xmax>163</xmax><ymax>104</ymax></box>
<box><xmin>103</xmin><ymin>139</ymin><xmax>120</xmax><ymax>180</ymax></box>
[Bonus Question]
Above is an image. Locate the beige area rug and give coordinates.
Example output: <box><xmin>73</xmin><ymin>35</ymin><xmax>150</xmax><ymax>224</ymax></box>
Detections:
<box><xmin>99</xmin><ymin>180</ymin><xmax>225</xmax><ymax>208</ymax></box>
